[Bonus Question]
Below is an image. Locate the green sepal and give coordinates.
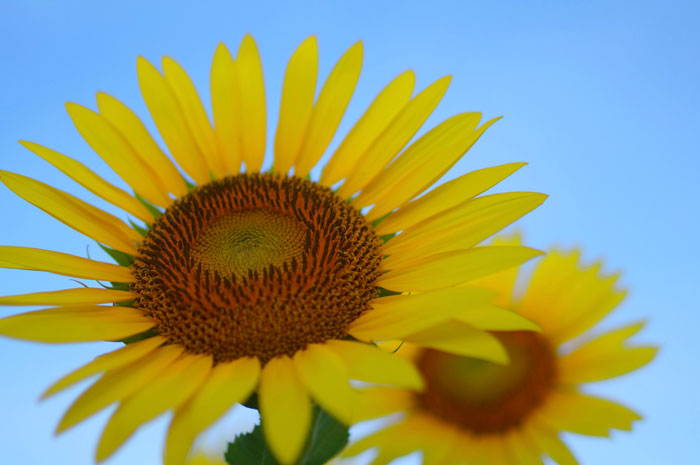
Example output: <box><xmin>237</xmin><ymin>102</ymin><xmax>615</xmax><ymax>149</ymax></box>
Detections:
<box><xmin>129</xmin><ymin>219</ymin><xmax>149</xmax><ymax>237</ymax></box>
<box><xmin>224</xmin><ymin>406</ymin><xmax>349</xmax><ymax>465</ymax></box>
<box><xmin>371</xmin><ymin>212</ymin><xmax>391</xmax><ymax>228</ymax></box>
<box><xmin>377</xmin><ymin>287</ymin><xmax>402</xmax><ymax>297</ymax></box>
<box><xmin>121</xmin><ymin>328</ymin><xmax>159</xmax><ymax>345</ymax></box>
<box><xmin>134</xmin><ymin>193</ymin><xmax>163</xmax><ymax>219</ymax></box>
<box><xmin>185</xmin><ymin>179</ymin><xmax>196</xmax><ymax>191</ymax></box>
<box><xmin>99</xmin><ymin>244</ymin><xmax>134</xmax><ymax>267</ymax></box>
<box><xmin>379</xmin><ymin>233</ymin><xmax>396</xmax><ymax>244</ymax></box>
<box><xmin>242</xmin><ymin>393</ymin><xmax>259</xmax><ymax>410</ymax></box>
<box><xmin>108</xmin><ymin>281</ymin><xmax>131</xmax><ymax>291</ymax></box>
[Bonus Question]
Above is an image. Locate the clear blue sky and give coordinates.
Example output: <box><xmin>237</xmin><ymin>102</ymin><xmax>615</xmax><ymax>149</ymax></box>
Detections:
<box><xmin>0</xmin><ymin>1</ymin><xmax>697</xmax><ymax>464</ymax></box>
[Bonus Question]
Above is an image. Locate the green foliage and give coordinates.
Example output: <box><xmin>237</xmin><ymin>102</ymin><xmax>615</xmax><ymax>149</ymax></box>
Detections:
<box><xmin>129</xmin><ymin>219</ymin><xmax>149</xmax><ymax>237</ymax></box>
<box><xmin>99</xmin><ymin>244</ymin><xmax>134</xmax><ymax>267</ymax></box>
<box><xmin>108</xmin><ymin>281</ymin><xmax>131</xmax><ymax>291</ymax></box>
<box><xmin>379</xmin><ymin>233</ymin><xmax>396</xmax><ymax>244</ymax></box>
<box><xmin>121</xmin><ymin>328</ymin><xmax>159</xmax><ymax>345</ymax></box>
<box><xmin>225</xmin><ymin>424</ymin><xmax>277</xmax><ymax>465</ymax></box>
<box><xmin>225</xmin><ymin>406</ymin><xmax>349</xmax><ymax>465</ymax></box>
<box><xmin>371</xmin><ymin>212</ymin><xmax>391</xmax><ymax>228</ymax></box>
<box><xmin>135</xmin><ymin>193</ymin><xmax>163</xmax><ymax>218</ymax></box>
<box><xmin>378</xmin><ymin>287</ymin><xmax>402</xmax><ymax>297</ymax></box>
<box><xmin>297</xmin><ymin>407</ymin><xmax>349</xmax><ymax>465</ymax></box>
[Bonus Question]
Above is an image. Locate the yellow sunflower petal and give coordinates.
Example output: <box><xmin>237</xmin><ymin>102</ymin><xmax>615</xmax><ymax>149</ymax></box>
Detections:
<box><xmin>0</xmin><ymin>287</ymin><xmax>135</xmax><ymax>306</ymax></box>
<box><xmin>538</xmin><ymin>389</ymin><xmax>641</xmax><ymax>437</ymax></box>
<box><xmin>187</xmin><ymin>454</ymin><xmax>227</xmax><ymax>465</ymax></box>
<box><xmin>236</xmin><ymin>35</ymin><xmax>266</xmax><ymax>172</ymax></box>
<box><xmin>343</xmin><ymin>419</ymin><xmax>414</xmax><ymax>460</ymax></box>
<box><xmin>0</xmin><ymin>306</ymin><xmax>153</xmax><ymax>343</ymax></box>
<box><xmin>19</xmin><ymin>141</ymin><xmax>155</xmax><ymax>223</ymax></box>
<box><xmin>452</xmin><ymin>434</ymin><xmax>491</xmax><ymax>465</ymax></box>
<box><xmin>359</xmin><ymin>113</ymin><xmax>500</xmax><ymax>221</ymax></box>
<box><xmin>42</xmin><ymin>336</ymin><xmax>166</xmax><ymax>398</ymax></box>
<box><xmin>162</xmin><ymin>57</ymin><xmax>224</xmax><ymax>178</ymax></box>
<box><xmin>504</xmin><ymin>430</ymin><xmax>545</xmax><ymax>465</ymax></box>
<box><xmin>348</xmin><ymin>287</ymin><xmax>495</xmax><ymax>341</ymax></box>
<box><xmin>0</xmin><ymin>246</ymin><xmax>132</xmax><ymax>282</ymax></box>
<box><xmin>325</xmin><ymin>339</ymin><xmax>423</xmax><ymax>389</ymax></box>
<box><xmin>0</xmin><ymin>170</ymin><xmax>138</xmax><ymax>254</ymax></box>
<box><xmin>453</xmin><ymin>304</ymin><xmax>541</xmax><ymax>332</ymax></box>
<box><xmin>337</xmin><ymin>75</ymin><xmax>451</xmax><ymax>198</ymax></box>
<box><xmin>164</xmin><ymin>357</ymin><xmax>260</xmax><ymax>465</ymax></box>
<box><xmin>405</xmin><ymin>321</ymin><xmax>508</xmax><ymax>363</ymax></box>
<box><xmin>273</xmin><ymin>36</ymin><xmax>318</xmax><ymax>176</ymax></box>
<box><xmin>258</xmin><ymin>356</ymin><xmax>312</xmax><ymax>465</ymax></box>
<box><xmin>347</xmin><ymin>414</ymin><xmax>455</xmax><ymax>465</ymax></box>
<box><xmin>481</xmin><ymin>437</ymin><xmax>512</xmax><ymax>465</ymax></box>
<box><xmin>57</xmin><ymin>344</ymin><xmax>184</xmax><ymax>433</ymax></box>
<box><xmin>354</xmin><ymin>387</ymin><xmax>416</xmax><ymax>422</ymax></box>
<box><xmin>382</xmin><ymin>193</ymin><xmax>547</xmax><ymax>269</ymax></box>
<box><xmin>210</xmin><ymin>43</ymin><xmax>242</xmax><ymax>175</ymax></box>
<box><xmin>375</xmin><ymin>162</ymin><xmax>526</xmax><ymax>235</ymax></box>
<box><xmin>320</xmin><ymin>70</ymin><xmax>415</xmax><ymax>187</ymax></box>
<box><xmin>137</xmin><ymin>56</ymin><xmax>210</xmax><ymax>184</ymax></box>
<box><xmin>518</xmin><ymin>250</ymin><xmax>626</xmax><ymax>346</ymax></box>
<box><xmin>294</xmin><ymin>41</ymin><xmax>363</xmax><ymax>177</ymax></box>
<box><xmin>525</xmin><ymin>426</ymin><xmax>578</xmax><ymax>465</ymax></box>
<box><xmin>379</xmin><ymin>246</ymin><xmax>542</xmax><ymax>292</ymax></box>
<box><xmin>293</xmin><ymin>343</ymin><xmax>357</xmax><ymax>424</ymax></box>
<box><xmin>65</xmin><ymin>102</ymin><xmax>171</xmax><ymax>207</ymax></box>
<box><xmin>96</xmin><ymin>354</ymin><xmax>212</xmax><ymax>462</ymax></box>
<box><xmin>418</xmin><ymin>416</ymin><xmax>461</xmax><ymax>465</ymax></box>
<box><xmin>558</xmin><ymin>322</ymin><xmax>657</xmax><ymax>384</ymax></box>
<box><xmin>464</xmin><ymin>234</ymin><xmax>523</xmax><ymax>308</ymax></box>
<box><xmin>96</xmin><ymin>92</ymin><xmax>188</xmax><ymax>197</ymax></box>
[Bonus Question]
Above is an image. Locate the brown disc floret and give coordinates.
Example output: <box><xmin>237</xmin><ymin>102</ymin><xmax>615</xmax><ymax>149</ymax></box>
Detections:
<box><xmin>416</xmin><ymin>331</ymin><xmax>557</xmax><ymax>434</ymax></box>
<box><xmin>131</xmin><ymin>173</ymin><xmax>383</xmax><ymax>363</ymax></box>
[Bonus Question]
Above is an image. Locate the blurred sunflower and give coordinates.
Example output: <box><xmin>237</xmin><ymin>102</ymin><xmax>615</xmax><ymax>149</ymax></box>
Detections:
<box><xmin>185</xmin><ymin>453</ymin><xmax>226</xmax><ymax>465</ymax></box>
<box><xmin>0</xmin><ymin>36</ymin><xmax>545</xmax><ymax>464</ymax></box>
<box><xmin>346</xmin><ymin>242</ymin><xmax>658</xmax><ymax>465</ymax></box>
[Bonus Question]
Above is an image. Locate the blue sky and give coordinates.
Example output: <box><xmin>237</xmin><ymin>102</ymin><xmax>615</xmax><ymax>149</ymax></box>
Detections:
<box><xmin>0</xmin><ymin>1</ymin><xmax>698</xmax><ymax>464</ymax></box>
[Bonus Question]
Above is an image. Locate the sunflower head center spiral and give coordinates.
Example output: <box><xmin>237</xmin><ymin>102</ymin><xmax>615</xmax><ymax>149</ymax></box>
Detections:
<box><xmin>131</xmin><ymin>173</ymin><xmax>383</xmax><ymax>363</ymax></box>
<box><xmin>192</xmin><ymin>210</ymin><xmax>306</xmax><ymax>278</ymax></box>
<box><xmin>416</xmin><ymin>331</ymin><xmax>557</xmax><ymax>434</ymax></box>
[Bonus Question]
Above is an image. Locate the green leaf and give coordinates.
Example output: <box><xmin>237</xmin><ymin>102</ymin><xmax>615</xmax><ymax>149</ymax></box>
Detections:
<box><xmin>99</xmin><ymin>244</ymin><xmax>134</xmax><ymax>267</ymax></box>
<box><xmin>225</xmin><ymin>425</ymin><xmax>278</xmax><ymax>465</ymax></box>
<box><xmin>224</xmin><ymin>406</ymin><xmax>349</xmax><ymax>465</ymax></box>
<box><xmin>298</xmin><ymin>407</ymin><xmax>349</xmax><ymax>465</ymax></box>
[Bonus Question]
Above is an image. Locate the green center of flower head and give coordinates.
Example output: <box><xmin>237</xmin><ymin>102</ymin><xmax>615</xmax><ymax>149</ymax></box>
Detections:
<box><xmin>131</xmin><ymin>173</ymin><xmax>383</xmax><ymax>364</ymax></box>
<box><xmin>192</xmin><ymin>211</ymin><xmax>306</xmax><ymax>278</ymax></box>
<box><xmin>416</xmin><ymin>331</ymin><xmax>557</xmax><ymax>434</ymax></box>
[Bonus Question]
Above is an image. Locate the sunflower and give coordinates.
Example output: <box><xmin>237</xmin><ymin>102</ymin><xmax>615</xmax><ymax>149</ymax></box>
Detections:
<box><xmin>0</xmin><ymin>36</ymin><xmax>545</xmax><ymax>465</ymax></box>
<box><xmin>345</xmin><ymin>241</ymin><xmax>658</xmax><ymax>465</ymax></box>
<box><xmin>184</xmin><ymin>453</ymin><xmax>226</xmax><ymax>465</ymax></box>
